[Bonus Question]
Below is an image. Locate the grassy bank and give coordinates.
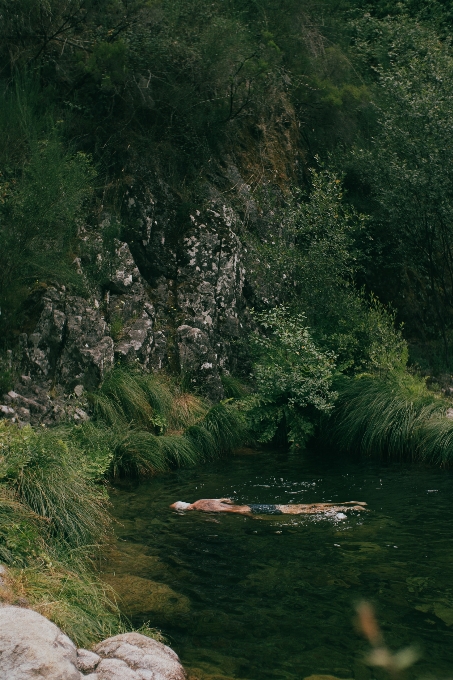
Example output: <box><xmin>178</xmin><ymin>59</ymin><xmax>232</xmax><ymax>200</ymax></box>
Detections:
<box><xmin>0</xmin><ymin>421</ymin><xmax>119</xmax><ymax>647</ymax></box>
<box><xmin>329</xmin><ymin>372</ymin><xmax>453</xmax><ymax>465</ymax></box>
<box><xmin>80</xmin><ymin>368</ymin><xmax>247</xmax><ymax>478</ymax></box>
<box><xmin>0</xmin><ymin>367</ymin><xmax>247</xmax><ymax>646</ymax></box>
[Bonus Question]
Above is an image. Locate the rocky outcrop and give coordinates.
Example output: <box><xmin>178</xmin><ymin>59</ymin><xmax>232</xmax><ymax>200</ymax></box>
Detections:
<box><xmin>118</xmin><ymin>180</ymin><xmax>251</xmax><ymax>398</ymax></box>
<box><xmin>18</xmin><ymin>286</ymin><xmax>114</xmax><ymax>393</ymax></box>
<box><xmin>0</xmin><ymin>605</ymin><xmax>187</xmax><ymax>680</ymax></box>
<box><xmin>1</xmin><ymin>166</ymin><xmax>257</xmax><ymax>418</ymax></box>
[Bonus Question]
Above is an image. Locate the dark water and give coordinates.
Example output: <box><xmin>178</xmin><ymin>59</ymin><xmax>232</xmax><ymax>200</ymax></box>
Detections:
<box><xmin>108</xmin><ymin>450</ymin><xmax>453</xmax><ymax>680</ymax></box>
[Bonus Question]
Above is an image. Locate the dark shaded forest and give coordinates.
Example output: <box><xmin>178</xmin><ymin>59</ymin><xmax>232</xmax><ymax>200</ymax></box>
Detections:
<box><xmin>2</xmin><ymin>0</ymin><xmax>453</xmax><ymax>360</ymax></box>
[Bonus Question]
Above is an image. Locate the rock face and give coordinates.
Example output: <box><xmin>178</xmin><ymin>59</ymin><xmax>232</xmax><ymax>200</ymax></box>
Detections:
<box><xmin>0</xmin><ymin>605</ymin><xmax>187</xmax><ymax>680</ymax></box>
<box><xmin>0</xmin><ymin>167</ymin><xmax>257</xmax><ymax>419</ymax></box>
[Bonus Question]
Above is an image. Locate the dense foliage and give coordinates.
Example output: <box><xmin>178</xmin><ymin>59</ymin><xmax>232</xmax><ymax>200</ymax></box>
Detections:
<box><xmin>244</xmin><ymin>308</ymin><xmax>337</xmax><ymax>450</ymax></box>
<box><xmin>2</xmin><ymin>1</ymin><xmax>453</xmax><ymax>448</ymax></box>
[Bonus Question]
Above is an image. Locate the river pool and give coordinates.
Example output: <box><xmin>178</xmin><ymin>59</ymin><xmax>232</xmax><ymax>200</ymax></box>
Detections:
<box><xmin>107</xmin><ymin>449</ymin><xmax>453</xmax><ymax>680</ymax></box>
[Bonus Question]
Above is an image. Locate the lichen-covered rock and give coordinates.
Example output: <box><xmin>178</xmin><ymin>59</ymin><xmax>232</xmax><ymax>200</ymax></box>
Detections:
<box><xmin>115</xmin><ymin>315</ymin><xmax>154</xmax><ymax>365</ymax></box>
<box><xmin>94</xmin><ymin>632</ymin><xmax>187</xmax><ymax>680</ymax></box>
<box><xmin>108</xmin><ymin>241</ymin><xmax>144</xmax><ymax>295</ymax></box>
<box><xmin>21</xmin><ymin>287</ymin><xmax>67</xmax><ymax>378</ymax></box>
<box><xmin>177</xmin><ymin>325</ymin><xmax>223</xmax><ymax>401</ymax></box>
<box><xmin>19</xmin><ymin>286</ymin><xmax>114</xmax><ymax>392</ymax></box>
<box><xmin>121</xmin><ymin>176</ymin><xmax>250</xmax><ymax>395</ymax></box>
<box><xmin>0</xmin><ymin>605</ymin><xmax>81</xmax><ymax>680</ymax></box>
<box><xmin>58</xmin><ymin>296</ymin><xmax>114</xmax><ymax>391</ymax></box>
<box><xmin>76</xmin><ymin>648</ymin><xmax>101</xmax><ymax>673</ymax></box>
<box><xmin>173</xmin><ymin>209</ymin><xmax>246</xmax><ymax>398</ymax></box>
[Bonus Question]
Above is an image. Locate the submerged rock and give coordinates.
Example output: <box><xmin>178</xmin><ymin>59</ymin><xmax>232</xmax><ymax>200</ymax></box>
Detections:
<box><xmin>102</xmin><ymin>574</ymin><xmax>190</xmax><ymax>618</ymax></box>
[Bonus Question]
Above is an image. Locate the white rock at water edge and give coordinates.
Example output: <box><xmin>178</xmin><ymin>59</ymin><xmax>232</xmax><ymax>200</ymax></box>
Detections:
<box><xmin>0</xmin><ymin>605</ymin><xmax>80</xmax><ymax>680</ymax></box>
<box><xmin>0</xmin><ymin>605</ymin><xmax>187</xmax><ymax>680</ymax></box>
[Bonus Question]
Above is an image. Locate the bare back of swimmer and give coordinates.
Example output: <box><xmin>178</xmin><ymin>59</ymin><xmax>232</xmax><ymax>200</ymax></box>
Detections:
<box><xmin>170</xmin><ymin>499</ymin><xmax>367</xmax><ymax>514</ymax></box>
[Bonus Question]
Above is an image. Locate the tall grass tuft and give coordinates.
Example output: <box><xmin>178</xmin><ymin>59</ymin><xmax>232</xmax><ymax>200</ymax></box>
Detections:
<box><xmin>87</xmin><ymin>367</ymin><xmax>248</xmax><ymax>477</ymax></box>
<box><xmin>1</xmin><ymin>424</ymin><xmax>109</xmax><ymax>547</ymax></box>
<box><xmin>329</xmin><ymin>372</ymin><xmax>453</xmax><ymax>463</ymax></box>
<box><xmin>0</xmin><ymin>421</ymin><xmax>121</xmax><ymax>647</ymax></box>
<box><xmin>112</xmin><ymin>430</ymin><xmax>167</xmax><ymax>478</ymax></box>
<box><xmin>200</xmin><ymin>401</ymin><xmax>248</xmax><ymax>454</ymax></box>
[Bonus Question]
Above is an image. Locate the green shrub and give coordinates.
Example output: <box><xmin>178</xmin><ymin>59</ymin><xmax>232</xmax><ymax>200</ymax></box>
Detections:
<box><xmin>245</xmin><ymin>171</ymin><xmax>407</xmax><ymax>374</ymax></box>
<box><xmin>244</xmin><ymin>307</ymin><xmax>337</xmax><ymax>450</ymax></box>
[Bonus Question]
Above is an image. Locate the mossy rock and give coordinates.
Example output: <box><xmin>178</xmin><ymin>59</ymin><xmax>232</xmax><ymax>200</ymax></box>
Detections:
<box><xmin>102</xmin><ymin>574</ymin><xmax>190</xmax><ymax>618</ymax></box>
<box><xmin>416</xmin><ymin>602</ymin><xmax>453</xmax><ymax>626</ymax></box>
<box><xmin>103</xmin><ymin>541</ymin><xmax>168</xmax><ymax>579</ymax></box>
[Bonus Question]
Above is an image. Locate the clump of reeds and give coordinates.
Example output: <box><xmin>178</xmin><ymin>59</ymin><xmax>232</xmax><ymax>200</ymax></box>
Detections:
<box><xmin>329</xmin><ymin>371</ymin><xmax>453</xmax><ymax>464</ymax></box>
<box><xmin>85</xmin><ymin>367</ymin><xmax>248</xmax><ymax>477</ymax></box>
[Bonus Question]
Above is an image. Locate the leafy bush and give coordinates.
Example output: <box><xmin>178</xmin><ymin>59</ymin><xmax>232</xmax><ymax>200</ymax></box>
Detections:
<box><xmin>245</xmin><ymin>307</ymin><xmax>337</xmax><ymax>450</ymax></box>
<box><xmin>246</xmin><ymin>170</ymin><xmax>407</xmax><ymax>374</ymax></box>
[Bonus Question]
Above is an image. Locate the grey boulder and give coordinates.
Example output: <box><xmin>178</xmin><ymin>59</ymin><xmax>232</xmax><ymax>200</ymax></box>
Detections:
<box><xmin>0</xmin><ymin>605</ymin><xmax>81</xmax><ymax>680</ymax></box>
<box><xmin>0</xmin><ymin>606</ymin><xmax>186</xmax><ymax>680</ymax></box>
<box><xmin>94</xmin><ymin>633</ymin><xmax>187</xmax><ymax>680</ymax></box>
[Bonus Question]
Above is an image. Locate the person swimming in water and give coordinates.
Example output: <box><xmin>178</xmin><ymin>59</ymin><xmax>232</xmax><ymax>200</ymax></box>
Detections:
<box><xmin>170</xmin><ymin>498</ymin><xmax>367</xmax><ymax>515</ymax></box>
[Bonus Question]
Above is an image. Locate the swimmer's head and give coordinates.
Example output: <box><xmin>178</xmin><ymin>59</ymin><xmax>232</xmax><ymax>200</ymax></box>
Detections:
<box><xmin>171</xmin><ymin>501</ymin><xmax>192</xmax><ymax>511</ymax></box>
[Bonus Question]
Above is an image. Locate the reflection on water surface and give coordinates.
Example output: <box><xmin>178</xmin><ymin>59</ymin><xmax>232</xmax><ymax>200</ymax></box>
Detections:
<box><xmin>107</xmin><ymin>450</ymin><xmax>453</xmax><ymax>680</ymax></box>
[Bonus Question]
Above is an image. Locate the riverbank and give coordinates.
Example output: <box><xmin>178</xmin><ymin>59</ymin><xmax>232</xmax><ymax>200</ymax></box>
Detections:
<box><xmin>0</xmin><ymin>368</ymin><xmax>246</xmax><ymax>648</ymax></box>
